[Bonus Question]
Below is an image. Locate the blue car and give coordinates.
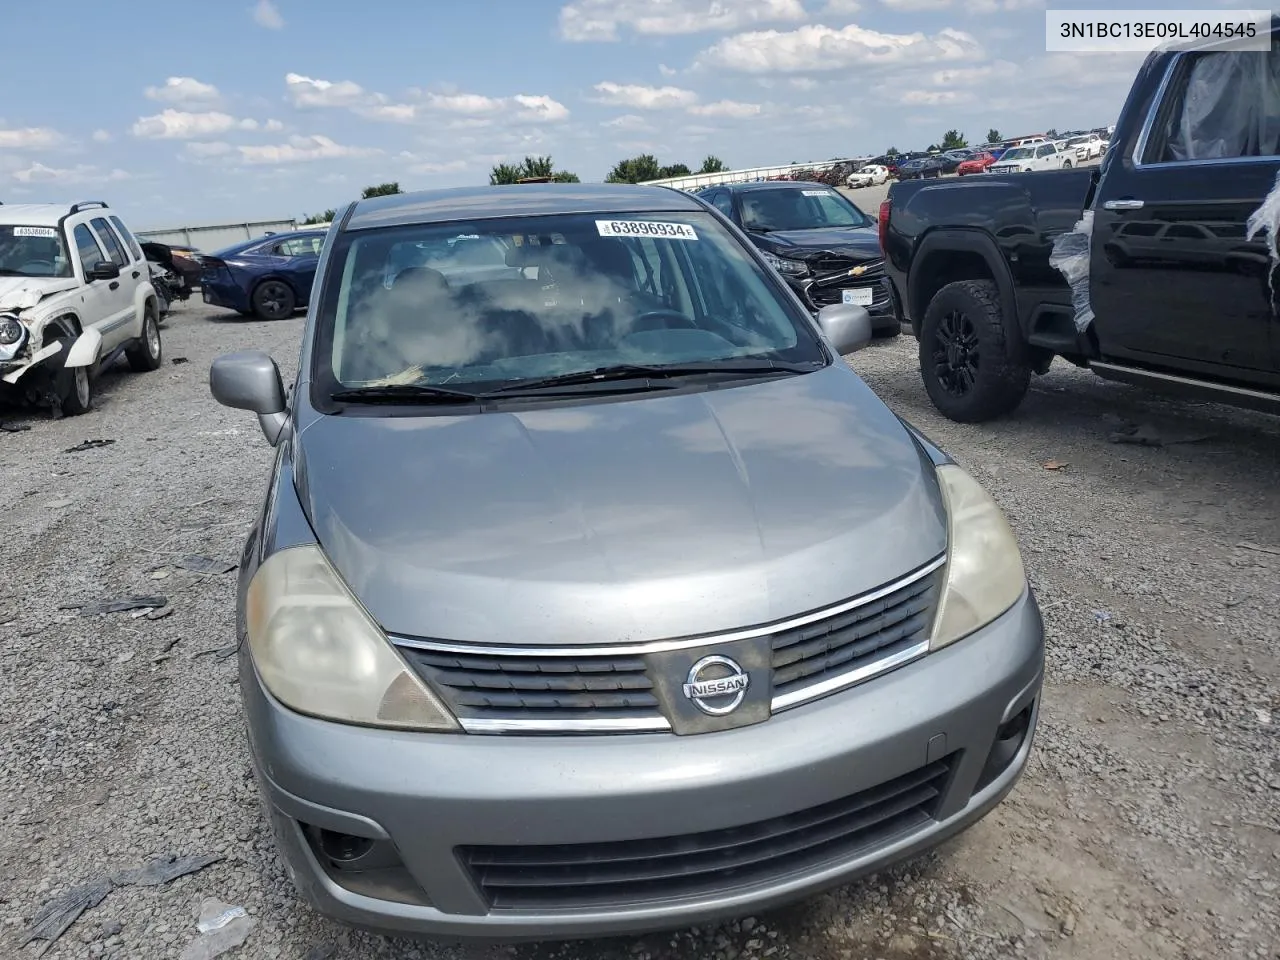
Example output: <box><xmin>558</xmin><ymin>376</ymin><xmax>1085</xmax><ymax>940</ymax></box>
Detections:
<box><xmin>200</xmin><ymin>230</ymin><xmax>328</xmax><ymax>320</ymax></box>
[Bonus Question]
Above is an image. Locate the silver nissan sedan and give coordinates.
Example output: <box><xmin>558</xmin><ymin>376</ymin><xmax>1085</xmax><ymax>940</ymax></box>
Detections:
<box><xmin>211</xmin><ymin>184</ymin><xmax>1043</xmax><ymax>941</ymax></box>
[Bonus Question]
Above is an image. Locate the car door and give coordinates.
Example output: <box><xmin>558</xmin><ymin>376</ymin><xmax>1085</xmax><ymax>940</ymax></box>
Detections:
<box><xmin>89</xmin><ymin>217</ymin><xmax>143</xmax><ymax>339</ymax></box>
<box><xmin>1090</xmin><ymin>43</ymin><xmax>1279</xmax><ymax>374</ymax></box>
<box><xmin>69</xmin><ymin>223</ymin><xmax>129</xmax><ymax>350</ymax></box>
<box><xmin>1034</xmin><ymin>144</ymin><xmax>1055</xmax><ymax>170</ymax></box>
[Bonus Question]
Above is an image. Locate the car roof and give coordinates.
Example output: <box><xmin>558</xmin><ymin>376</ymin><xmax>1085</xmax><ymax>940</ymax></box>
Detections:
<box><xmin>345</xmin><ymin>183</ymin><xmax>702</xmax><ymax>231</ymax></box>
<box><xmin>0</xmin><ymin>203</ymin><xmax>74</xmax><ymax>226</ymax></box>
<box><xmin>710</xmin><ymin>181</ymin><xmax>841</xmax><ymax>194</ymax></box>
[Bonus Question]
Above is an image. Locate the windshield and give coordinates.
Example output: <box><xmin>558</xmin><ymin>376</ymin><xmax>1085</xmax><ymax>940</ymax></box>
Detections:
<box><xmin>0</xmin><ymin>225</ymin><xmax>73</xmax><ymax>278</ymax></box>
<box><xmin>1001</xmin><ymin>147</ymin><xmax>1033</xmax><ymax>160</ymax></box>
<box><xmin>311</xmin><ymin>210</ymin><xmax>824</xmax><ymax>399</ymax></box>
<box><xmin>739</xmin><ymin>189</ymin><xmax>873</xmax><ymax>232</ymax></box>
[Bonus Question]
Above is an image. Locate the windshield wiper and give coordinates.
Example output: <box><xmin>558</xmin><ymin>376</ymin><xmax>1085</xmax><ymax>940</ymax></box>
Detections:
<box><xmin>330</xmin><ymin>383</ymin><xmax>481</xmax><ymax>405</ymax></box>
<box><xmin>486</xmin><ymin>359</ymin><xmax>818</xmax><ymax>395</ymax></box>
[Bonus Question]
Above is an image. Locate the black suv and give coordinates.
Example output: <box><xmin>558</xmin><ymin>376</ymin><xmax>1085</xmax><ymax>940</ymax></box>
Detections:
<box><xmin>697</xmin><ymin>181</ymin><xmax>897</xmax><ymax>337</ymax></box>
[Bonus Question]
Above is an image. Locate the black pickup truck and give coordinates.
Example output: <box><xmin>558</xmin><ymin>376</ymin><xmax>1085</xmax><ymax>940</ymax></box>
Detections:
<box><xmin>881</xmin><ymin>27</ymin><xmax>1280</xmax><ymax>423</ymax></box>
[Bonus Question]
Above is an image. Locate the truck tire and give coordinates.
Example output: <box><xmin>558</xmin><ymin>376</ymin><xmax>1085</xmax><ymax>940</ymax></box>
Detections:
<box><xmin>125</xmin><ymin>302</ymin><xmax>163</xmax><ymax>372</ymax></box>
<box><xmin>919</xmin><ymin>279</ymin><xmax>1031</xmax><ymax>422</ymax></box>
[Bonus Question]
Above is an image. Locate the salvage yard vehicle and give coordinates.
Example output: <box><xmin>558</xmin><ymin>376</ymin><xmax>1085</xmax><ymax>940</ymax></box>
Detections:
<box><xmin>986</xmin><ymin>142</ymin><xmax>1072</xmax><ymax>174</ymax></box>
<box><xmin>200</xmin><ymin>228</ymin><xmax>328</xmax><ymax>320</ymax></box>
<box><xmin>881</xmin><ymin>24</ymin><xmax>1280</xmax><ymax>423</ymax></box>
<box><xmin>210</xmin><ymin>183</ymin><xmax>1044</xmax><ymax>940</ymax></box>
<box><xmin>0</xmin><ymin>201</ymin><xmax>163</xmax><ymax>415</ymax></box>
<box><xmin>696</xmin><ymin>180</ymin><xmax>899</xmax><ymax>336</ymax></box>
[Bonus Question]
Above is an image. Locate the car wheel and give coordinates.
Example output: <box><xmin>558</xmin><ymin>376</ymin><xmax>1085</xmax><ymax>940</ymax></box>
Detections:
<box><xmin>252</xmin><ymin>280</ymin><xmax>296</xmax><ymax>321</ymax></box>
<box><xmin>1063</xmin><ymin>160</ymin><xmax>1073</xmax><ymax>169</ymax></box>
<box><xmin>57</xmin><ymin>360</ymin><xmax>93</xmax><ymax>416</ymax></box>
<box><xmin>919</xmin><ymin>279</ymin><xmax>1030</xmax><ymax>423</ymax></box>
<box><xmin>126</xmin><ymin>302</ymin><xmax>163</xmax><ymax>372</ymax></box>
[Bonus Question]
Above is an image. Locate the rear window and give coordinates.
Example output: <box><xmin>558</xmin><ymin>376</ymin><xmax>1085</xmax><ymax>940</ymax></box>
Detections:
<box><xmin>310</xmin><ymin>210</ymin><xmax>823</xmax><ymax>398</ymax></box>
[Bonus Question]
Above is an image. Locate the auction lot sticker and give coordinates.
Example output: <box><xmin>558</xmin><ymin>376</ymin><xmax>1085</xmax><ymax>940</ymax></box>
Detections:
<box><xmin>14</xmin><ymin>226</ymin><xmax>58</xmax><ymax>238</ymax></box>
<box><xmin>596</xmin><ymin>220</ymin><xmax>698</xmax><ymax>240</ymax></box>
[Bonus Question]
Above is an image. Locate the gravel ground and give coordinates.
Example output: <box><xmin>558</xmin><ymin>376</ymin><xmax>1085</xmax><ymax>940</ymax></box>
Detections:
<box><xmin>1</xmin><ymin>300</ymin><xmax>1276</xmax><ymax>960</ymax></box>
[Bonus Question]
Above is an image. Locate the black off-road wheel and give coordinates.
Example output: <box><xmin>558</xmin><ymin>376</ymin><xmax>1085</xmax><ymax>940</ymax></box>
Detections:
<box><xmin>126</xmin><ymin>302</ymin><xmax>163</xmax><ymax>372</ymax></box>
<box><xmin>252</xmin><ymin>280</ymin><xmax>296</xmax><ymax>321</ymax></box>
<box><xmin>919</xmin><ymin>279</ymin><xmax>1031</xmax><ymax>423</ymax></box>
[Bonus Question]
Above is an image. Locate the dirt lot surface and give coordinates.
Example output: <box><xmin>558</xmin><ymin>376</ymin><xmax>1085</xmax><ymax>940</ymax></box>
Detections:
<box><xmin>1</xmin><ymin>301</ymin><xmax>1276</xmax><ymax>960</ymax></box>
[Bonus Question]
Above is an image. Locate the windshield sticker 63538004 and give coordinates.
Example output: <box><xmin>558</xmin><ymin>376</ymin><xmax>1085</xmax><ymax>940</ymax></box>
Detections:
<box><xmin>596</xmin><ymin>220</ymin><xmax>698</xmax><ymax>240</ymax></box>
<box><xmin>13</xmin><ymin>226</ymin><xmax>58</xmax><ymax>238</ymax></box>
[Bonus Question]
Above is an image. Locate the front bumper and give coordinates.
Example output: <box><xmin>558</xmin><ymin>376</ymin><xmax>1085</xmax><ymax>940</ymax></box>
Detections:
<box><xmin>787</xmin><ymin>275</ymin><xmax>897</xmax><ymax>331</ymax></box>
<box><xmin>242</xmin><ymin>590</ymin><xmax>1044</xmax><ymax>940</ymax></box>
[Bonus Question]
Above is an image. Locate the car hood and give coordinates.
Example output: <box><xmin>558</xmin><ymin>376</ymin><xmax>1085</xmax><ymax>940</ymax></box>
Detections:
<box><xmin>751</xmin><ymin>227</ymin><xmax>882</xmax><ymax>261</ymax></box>
<box><xmin>293</xmin><ymin>364</ymin><xmax>948</xmax><ymax>646</ymax></box>
<box><xmin>0</xmin><ymin>276</ymin><xmax>79</xmax><ymax>312</ymax></box>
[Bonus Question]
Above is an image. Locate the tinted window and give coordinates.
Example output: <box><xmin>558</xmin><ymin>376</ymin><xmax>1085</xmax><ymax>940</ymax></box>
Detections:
<box><xmin>313</xmin><ymin>211</ymin><xmax>822</xmax><ymax>394</ymax></box>
<box><xmin>1146</xmin><ymin>44</ymin><xmax>1280</xmax><ymax>162</ymax></box>
<box><xmin>90</xmin><ymin>218</ymin><xmax>128</xmax><ymax>266</ymax></box>
<box><xmin>275</xmin><ymin>235</ymin><xmax>324</xmax><ymax>257</ymax></box>
<box><xmin>109</xmin><ymin>215</ymin><xmax>145</xmax><ymax>261</ymax></box>
<box><xmin>73</xmin><ymin>224</ymin><xmax>106</xmax><ymax>276</ymax></box>
<box><xmin>738</xmin><ymin>188</ymin><xmax>873</xmax><ymax>232</ymax></box>
<box><xmin>710</xmin><ymin>192</ymin><xmax>735</xmax><ymax>217</ymax></box>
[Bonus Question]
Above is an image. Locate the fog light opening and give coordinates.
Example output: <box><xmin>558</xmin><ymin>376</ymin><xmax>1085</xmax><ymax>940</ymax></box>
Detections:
<box><xmin>317</xmin><ymin>828</ymin><xmax>375</xmax><ymax>864</ymax></box>
<box><xmin>974</xmin><ymin>702</ymin><xmax>1034</xmax><ymax>794</ymax></box>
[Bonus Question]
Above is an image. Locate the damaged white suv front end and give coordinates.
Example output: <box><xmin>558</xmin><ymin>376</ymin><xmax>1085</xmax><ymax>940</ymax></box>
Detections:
<box><xmin>0</xmin><ymin>203</ymin><xmax>163</xmax><ymax>416</ymax></box>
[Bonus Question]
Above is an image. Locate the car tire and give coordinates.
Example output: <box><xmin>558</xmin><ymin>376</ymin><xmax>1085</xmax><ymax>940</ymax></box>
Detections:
<box><xmin>1063</xmin><ymin>160</ymin><xmax>1073</xmax><ymax>169</ymax></box>
<box><xmin>57</xmin><ymin>359</ymin><xmax>93</xmax><ymax>417</ymax></box>
<box><xmin>919</xmin><ymin>279</ymin><xmax>1030</xmax><ymax>423</ymax></box>
<box><xmin>126</xmin><ymin>302</ymin><xmax>163</xmax><ymax>372</ymax></box>
<box><xmin>252</xmin><ymin>280</ymin><xmax>296</xmax><ymax>321</ymax></box>
<box><xmin>873</xmin><ymin>321</ymin><xmax>902</xmax><ymax>339</ymax></box>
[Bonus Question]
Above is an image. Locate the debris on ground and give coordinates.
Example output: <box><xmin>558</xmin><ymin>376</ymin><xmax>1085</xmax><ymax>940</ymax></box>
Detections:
<box><xmin>64</xmin><ymin>438</ymin><xmax>116</xmax><ymax>453</ymax></box>
<box><xmin>45</xmin><ymin>499</ymin><xmax>72</xmax><ymax>509</ymax></box>
<box><xmin>171</xmin><ymin>357</ymin><xmax>190</xmax><ymax>365</ymax></box>
<box><xmin>21</xmin><ymin>855</ymin><xmax>221</xmax><ymax>955</ymax></box>
<box><xmin>1</xmin><ymin>421</ymin><xmax>31</xmax><ymax>433</ymax></box>
<box><xmin>179</xmin><ymin>898</ymin><xmax>257</xmax><ymax>960</ymax></box>
<box><xmin>1106</xmin><ymin>420</ymin><xmax>1215</xmax><ymax>447</ymax></box>
<box><xmin>1043</xmin><ymin>459</ymin><xmax>1069</xmax><ymax>471</ymax></box>
<box><xmin>178</xmin><ymin>555</ymin><xmax>237</xmax><ymax>575</ymax></box>
<box><xmin>146</xmin><ymin>605</ymin><xmax>175</xmax><ymax>621</ymax></box>
<box><xmin>77</xmin><ymin>595</ymin><xmax>169</xmax><ymax>616</ymax></box>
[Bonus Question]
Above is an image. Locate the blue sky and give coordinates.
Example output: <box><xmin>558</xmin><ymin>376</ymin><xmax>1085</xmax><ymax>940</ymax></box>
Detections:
<box><xmin>0</xmin><ymin>0</ymin><xmax>1226</xmax><ymax>229</ymax></box>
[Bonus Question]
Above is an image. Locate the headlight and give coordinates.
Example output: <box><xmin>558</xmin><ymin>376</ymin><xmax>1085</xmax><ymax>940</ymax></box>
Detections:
<box><xmin>245</xmin><ymin>545</ymin><xmax>458</xmax><ymax>731</ymax></box>
<box><xmin>0</xmin><ymin>314</ymin><xmax>25</xmax><ymax>346</ymax></box>
<box><xmin>762</xmin><ymin>251</ymin><xmax>809</xmax><ymax>277</ymax></box>
<box><xmin>930</xmin><ymin>464</ymin><xmax>1026</xmax><ymax>650</ymax></box>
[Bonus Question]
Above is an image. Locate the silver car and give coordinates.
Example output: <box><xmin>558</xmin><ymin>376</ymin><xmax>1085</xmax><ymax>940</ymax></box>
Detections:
<box><xmin>211</xmin><ymin>184</ymin><xmax>1044</xmax><ymax>940</ymax></box>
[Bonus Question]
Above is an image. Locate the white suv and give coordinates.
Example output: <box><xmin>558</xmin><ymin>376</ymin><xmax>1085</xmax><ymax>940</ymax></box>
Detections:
<box><xmin>988</xmin><ymin>142</ymin><xmax>1073</xmax><ymax>174</ymax></box>
<box><xmin>0</xmin><ymin>201</ymin><xmax>162</xmax><ymax>415</ymax></box>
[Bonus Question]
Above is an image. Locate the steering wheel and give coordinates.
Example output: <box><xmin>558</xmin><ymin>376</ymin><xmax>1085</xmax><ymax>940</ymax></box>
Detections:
<box><xmin>630</xmin><ymin>309</ymin><xmax>698</xmax><ymax>332</ymax></box>
<box><xmin>21</xmin><ymin>260</ymin><xmax>54</xmax><ymax>273</ymax></box>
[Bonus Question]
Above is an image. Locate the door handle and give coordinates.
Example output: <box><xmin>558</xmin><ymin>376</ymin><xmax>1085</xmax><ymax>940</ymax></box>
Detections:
<box><xmin>109</xmin><ymin>281</ymin><xmax>120</xmax><ymax>291</ymax></box>
<box><xmin>1103</xmin><ymin>199</ymin><xmax>1144</xmax><ymax>211</ymax></box>
<box><xmin>132</xmin><ymin>270</ymin><xmax>140</xmax><ymax>278</ymax></box>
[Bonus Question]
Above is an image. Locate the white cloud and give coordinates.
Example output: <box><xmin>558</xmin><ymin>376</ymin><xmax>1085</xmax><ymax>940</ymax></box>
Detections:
<box><xmin>91</xmin><ymin>129</ymin><xmax>112</xmax><ymax>143</ymax></box>
<box><xmin>131</xmin><ymin>109</ymin><xmax>252</xmax><ymax>139</ymax></box>
<box><xmin>823</xmin><ymin>0</ymin><xmax>862</xmax><ymax>11</ymax></box>
<box><xmin>237</xmin><ymin>134</ymin><xmax>380</xmax><ymax>164</ymax></box>
<box><xmin>252</xmin><ymin>0</ymin><xmax>284</xmax><ymax>29</ymax></box>
<box><xmin>513</xmin><ymin>94</ymin><xmax>570</xmax><ymax>122</ymax></box>
<box><xmin>880</xmin><ymin>0</ymin><xmax>950</xmax><ymax>9</ymax></box>
<box><xmin>264</xmin><ymin>118</ymin><xmax>285</xmax><ymax>131</ymax></box>
<box><xmin>658</xmin><ymin>64</ymin><xmax>678</xmax><ymax>77</ymax></box>
<box><xmin>144</xmin><ymin>76</ymin><xmax>220</xmax><ymax>103</ymax></box>
<box><xmin>899</xmin><ymin>89</ymin><xmax>970</xmax><ymax>105</ymax></box>
<box><xmin>418</xmin><ymin>91</ymin><xmax>506</xmax><ymax>114</ymax></box>
<box><xmin>930</xmin><ymin>60</ymin><xmax>1017</xmax><ymax>84</ymax></box>
<box><xmin>967</xmin><ymin>0</ymin><xmax>1042</xmax><ymax>9</ymax></box>
<box><xmin>558</xmin><ymin>0</ymin><xmax>806</xmax><ymax>41</ymax></box>
<box><xmin>12</xmin><ymin>163</ymin><xmax>130</xmax><ymax>184</ymax></box>
<box><xmin>405</xmin><ymin>158</ymin><xmax>469</xmax><ymax>176</ymax></box>
<box><xmin>602</xmin><ymin>114</ymin><xmax>650</xmax><ymax>130</ymax></box>
<box><xmin>285</xmin><ymin>73</ymin><xmax>368</xmax><ymax>108</ymax></box>
<box><xmin>695</xmin><ymin>24</ymin><xmax>983</xmax><ymax>73</ymax></box>
<box><xmin>0</xmin><ymin>126</ymin><xmax>63</xmax><ymax>149</ymax></box>
<box><xmin>593</xmin><ymin>81</ymin><xmax>699</xmax><ymax>109</ymax></box>
<box><xmin>688</xmin><ymin>99</ymin><xmax>762</xmax><ymax>118</ymax></box>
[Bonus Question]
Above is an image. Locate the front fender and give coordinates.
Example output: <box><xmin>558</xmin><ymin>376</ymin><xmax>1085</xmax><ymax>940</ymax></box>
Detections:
<box><xmin>65</xmin><ymin>328</ymin><xmax>103</xmax><ymax>367</ymax></box>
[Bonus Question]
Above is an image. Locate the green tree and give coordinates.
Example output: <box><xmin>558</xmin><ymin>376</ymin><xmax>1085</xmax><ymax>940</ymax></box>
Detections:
<box><xmin>699</xmin><ymin>155</ymin><xmax>728</xmax><ymax>174</ymax></box>
<box><xmin>489</xmin><ymin>156</ymin><xmax>579</xmax><ymax>184</ymax></box>
<box><xmin>885</xmin><ymin>146</ymin><xmax>900</xmax><ymax>157</ymax></box>
<box><xmin>939</xmin><ymin>129</ymin><xmax>967</xmax><ymax>150</ymax></box>
<box><xmin>361</xmin><ymin>182</ymin><xmax>403</xmax><ymax>199</ymax></box>
<box><xmin>1045</xmin><ymin>127</ymin><xmax>1059</xmax><ymax>138</ymax></box>
<box><xmin>606</xmin><ymin>154</ymin><xmax>662</xmax><ymax>183</ymax></box>
<box><xmin>986</xmin><ymin>128</ymin><xmax>1001</xmax><ymax>144</ymax></box>
<box><xmin>657</xmin><ymin>162</ymin><xmax>691</xmax><ymax>179</ymax></box>
<box><xmin>301</xmin><ymin>208</ymin><xmax>336</xmax><ymax>225</ymax></box>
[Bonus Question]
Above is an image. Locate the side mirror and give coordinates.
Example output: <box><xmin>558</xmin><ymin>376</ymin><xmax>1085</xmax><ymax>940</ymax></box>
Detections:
<box><xmin>88</xmin><ymin>261</ymin><xmax>120</xmax><ymax>281</ymax></box>
<box><xmin>816</xmin><ymin>303</ymin><xmax>873</xmax><ymax>355</ymax></box>
<box><xmin>210</xmin><ymin>350</ymin><xmax>289</xmax><ymax>445</ymax></box>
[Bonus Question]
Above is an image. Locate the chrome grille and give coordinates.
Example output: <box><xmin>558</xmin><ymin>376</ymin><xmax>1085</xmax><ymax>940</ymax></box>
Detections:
<box><xmin>392</xmin><ymin>556</ymin><xmax>945</xmax><ymax>735</ymax></box>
